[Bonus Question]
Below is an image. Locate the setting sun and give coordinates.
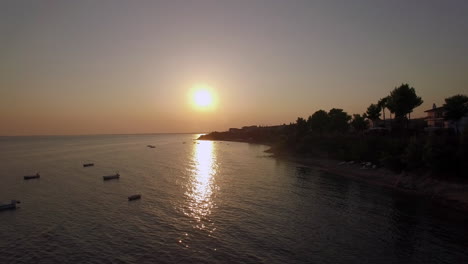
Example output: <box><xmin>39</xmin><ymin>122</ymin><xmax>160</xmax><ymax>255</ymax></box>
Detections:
<box><xmin>190</xmin><ymin>84</ymin><xmax>217</xmax><ymax>110</ymax></box>
<box><xmin>194</xmin><ymin>90</ymin><xmax>212</xmax><ymax>107</ymax></box>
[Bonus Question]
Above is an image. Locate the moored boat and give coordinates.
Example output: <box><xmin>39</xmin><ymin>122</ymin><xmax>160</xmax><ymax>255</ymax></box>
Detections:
<box><xmin>147</xmin><ymin>145</ymin><xmax>156</xmax><ymax>148</ymax></box>
<box><xmin>83</xmin><ymin>163</ymin><xmax>94</xmax><ymax>167</ymax></box>
<box><xmin>128</xmin><ymin>194</ymin><xmax>141</xmax><ymax>201</ymax></box>
<box><xmin>0</xmin><ymin>200</ymin><xmax>20</xmax><ymax>211</ymax></box>
<box><xmin>103</xmin><ymin>173</ymin><xmax>120</xmax><ymax>181</ymax></box>
<box><xmin>24</xmin><ymin>173</ymin><xmax>40</xmax><ymax>180</ymax></box>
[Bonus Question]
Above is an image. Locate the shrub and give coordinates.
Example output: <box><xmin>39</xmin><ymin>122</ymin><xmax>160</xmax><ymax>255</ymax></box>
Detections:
<box><xmin>403</xmin><ymin>136</ymin><xmax>426</xmax><ymax>171</ymax></box>
<box><xmin>423</xmin><ymin>135</ymin><xmax>460</xmax><ymax>177</ymax></box>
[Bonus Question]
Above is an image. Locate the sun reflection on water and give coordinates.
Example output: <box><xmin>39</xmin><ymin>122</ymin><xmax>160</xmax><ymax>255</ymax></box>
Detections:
<box><xmin>185</xmin><ymin>140</ymin><xmax>218</xmax><ymax>229</ymax></box>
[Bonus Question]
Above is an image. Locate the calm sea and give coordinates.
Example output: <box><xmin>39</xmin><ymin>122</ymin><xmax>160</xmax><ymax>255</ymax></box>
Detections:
<box><xmin>0</xmin><ymin>134</ymin><xmax>467</xmax><ymax>263</ymax></box>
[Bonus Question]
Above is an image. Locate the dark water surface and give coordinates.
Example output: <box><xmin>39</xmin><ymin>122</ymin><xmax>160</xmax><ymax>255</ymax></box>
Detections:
<box><xmin>1</xmin><ymin>134</ymin><xmax>467</xmax><ymax>263</ymax></box>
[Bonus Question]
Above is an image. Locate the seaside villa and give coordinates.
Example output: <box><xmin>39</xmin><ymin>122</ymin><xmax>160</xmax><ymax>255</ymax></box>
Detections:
<box><xmin>425</xmin><ymin>104</ymin><xmax>446</xmax><ymax>128</ymax></box>
<box><xmin>425</xmin><ymin>103</ymin><xmax>468</xmax><ymax>132</ymax></box>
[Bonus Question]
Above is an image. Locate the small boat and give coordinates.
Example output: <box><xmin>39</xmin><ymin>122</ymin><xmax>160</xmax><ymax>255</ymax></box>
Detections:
<box><xmin>0</xmin><ymin>200</ymin><xmax>20</xmax><ymax>211</ymax></box>
<box><xmin>83</xmin><ymin>163</ymin><xmax>94</xmax><ymax>167</ymax></box>
<box><xmin>24</xmin><ymin>173</ymin><xmax>40</xmax><ymax>180</ymax></box>
<box><xmin>147</xmin><ymin>145</ymin><xmax>156</xmax><ymax>148</ymax></box>
<box><xmin>103</xmin><ymin>173</ymin><xmax>120</xmax><ymax>181</ymax></box>
<box><xmin>128</xmin><ymin>194</ymin><xmax>141</xmax><ymax>201</ymax></box>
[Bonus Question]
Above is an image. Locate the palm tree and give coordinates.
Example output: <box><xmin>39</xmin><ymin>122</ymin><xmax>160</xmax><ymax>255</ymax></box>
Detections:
<box><xmin>378</xmin><ymin>97</ymin><xmax>388</xmax><ymax>122</ymax></box>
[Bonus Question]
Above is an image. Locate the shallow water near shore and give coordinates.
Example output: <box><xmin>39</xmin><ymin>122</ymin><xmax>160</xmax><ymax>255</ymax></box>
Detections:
<box><xmin>1</xmin><ymin>134</ymin><xmax>467</xmax><ymax>263</ymax></box>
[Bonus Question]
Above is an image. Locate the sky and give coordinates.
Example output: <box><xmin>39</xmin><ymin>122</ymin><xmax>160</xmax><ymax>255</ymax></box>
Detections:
<box><xmin>1</xmin><ymin>0</ymin><xmax>467</xmax><ymax>135</ymax></box>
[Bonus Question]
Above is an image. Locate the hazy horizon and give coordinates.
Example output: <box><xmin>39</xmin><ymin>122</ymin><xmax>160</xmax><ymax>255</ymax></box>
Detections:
<box><xmin>2</xmin><ymin>0</ymin><xmax>467</xmax><ymax>136</ymax></box>
<box><xmin>0</xmin><ymin>132</ymin><xmax>210</xmax><ymax>137</ymax></box>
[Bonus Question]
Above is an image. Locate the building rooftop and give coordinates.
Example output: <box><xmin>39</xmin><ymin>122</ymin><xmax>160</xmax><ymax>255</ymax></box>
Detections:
<box><xmin>424</xmin><ymin>106</ymin><xmax>445</xmax><ymax>113</ymax></box>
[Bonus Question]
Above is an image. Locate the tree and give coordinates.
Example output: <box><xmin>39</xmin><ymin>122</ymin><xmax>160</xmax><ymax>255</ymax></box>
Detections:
<box><xmin>307</xmin><ymin>110</ymin><xmax>330</xmax><ymax>134</ymax></box>
<box><xmin>328</xmin><ymin>108</ymin><xmax>351</xmax><ymax>133</ymax></box>
<box><xmin>386</xmin><ymin>84</ymin><xmax>423</xmax><ymax>125</ymax></box>
<box><xmin>377</xmin><ymin>97</ymin><xmax>388</xmax><ymax>122</ymax></box>
<box><xmin>443</xmin><ymin>94</ymin><xmax>468</xmax><ymax>134</ymax></box>
<box><xmin>296</xmin><ymin>117</ymin><xmax>308</xmax><ymax>135</ymax></box>
<box><xmin>351</xmin><ymin>114</ymin><xmax>369</xmax><ymax>132</ymax></box>
<box><xmin>366</xmin><ymin>103</ymin><xmax>381</xmax><ymax>127</ymax></box>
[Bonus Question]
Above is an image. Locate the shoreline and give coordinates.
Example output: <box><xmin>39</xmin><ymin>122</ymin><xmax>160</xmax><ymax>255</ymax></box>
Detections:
<box><xmin>275</xmin><ymin>153</ymin><xmax>468</xmax><ymax>212</ymax></box>
<box><xmin>201</xmin><ymin>138</ymin><xmax>468</xmax><ymax>212</ymax></box>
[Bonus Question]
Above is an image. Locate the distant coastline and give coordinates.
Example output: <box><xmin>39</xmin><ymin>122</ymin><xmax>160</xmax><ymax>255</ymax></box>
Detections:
<box><xmin>0</xmin><ymin>132</ymin><xmax>207</xmax><ymax>138</ymax></box>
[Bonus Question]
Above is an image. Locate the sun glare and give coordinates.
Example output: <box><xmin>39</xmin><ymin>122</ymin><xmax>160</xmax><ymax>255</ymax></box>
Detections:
<box><xmin>194</xmin><ymin>90</ymin><xmax>212</xmax><ymax>107</ymax></box>
<box><xmin>191</xmin><ymin>84</ymin><xmax>217</xmax><ymax>110</ymax></box>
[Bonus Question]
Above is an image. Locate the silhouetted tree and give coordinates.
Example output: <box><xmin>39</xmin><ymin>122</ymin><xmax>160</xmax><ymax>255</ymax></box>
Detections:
<box><xmin>366</xmin><ymin>103</ymin><xmax>381</xmax><ymax>128</ymax></box>
<box><xmin>351</xmin><ymin>114</ymin><xmax>369</xmax><ymax>132</ymax></box>
<box><xmin>443</xmin><ymin>94</ymin><xmax>468</xmax><ymax>135</ymax></box>
<box><xmin>308</xmin><ymin>110</ymin><xmax>330</xmax><ymax>134</ymax></box>
<box><xmin>328</xmin><ymin>108</ymin><xmax>351</xmax><ymax>133</ymax></box>
<box><xmin>386</xmin><ymin>84</ymin><xmax>423</xmax><ymax>127</ymax></box>
<box><xmin>378</xmin><ymin>97</ymin><xmax>389</xmax><ymax>122</ymax></box>
<box><xmin>296</xmin><ymin>117</ymin><xmax>308</xmax><ymax>135</ymax></box>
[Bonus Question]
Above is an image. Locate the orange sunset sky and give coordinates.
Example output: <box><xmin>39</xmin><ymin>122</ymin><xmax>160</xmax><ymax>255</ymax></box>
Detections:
<box><xmin>1</xmin><ymin>1</ymin><xmax>467</xmax><ymax>136</ymax></box>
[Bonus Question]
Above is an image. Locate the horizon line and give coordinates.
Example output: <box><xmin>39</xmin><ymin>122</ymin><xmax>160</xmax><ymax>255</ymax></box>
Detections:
<box><xmin>0</xmin><ymin>132</ymin><xmax>209</xmax><ymax>137</ymax></box>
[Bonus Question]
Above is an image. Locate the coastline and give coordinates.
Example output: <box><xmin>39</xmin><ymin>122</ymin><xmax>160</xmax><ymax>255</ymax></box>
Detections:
<box><xmin>201</xmin><ymin>137</ymin><xmax>468</xmax><ymax>212</ymax></box>
<box><xmin>274</xmin><ymin>153</ymin><xmax>468</xmax><ymax>212</ymax></box>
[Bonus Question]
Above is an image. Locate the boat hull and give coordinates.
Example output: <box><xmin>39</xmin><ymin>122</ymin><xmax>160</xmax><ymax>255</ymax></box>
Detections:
<box><xmin>103</xmin><ymin>174</ymin><xmax>120</xmax><ymax>181</ymax></box>
<box><xmin>0</xmin><ymin>201</ymin><xmax>18</xmax><ymax>211</ymax></box>
<box><xmin>0</xmin><ymin>204</ymin><xmax>16</xmax><ymax>211</ymax></box>
<box><xmin>24</xmin><ymin>175</ymin><xmax>40</xmax><ymax>180</ymax></box>
<box><xmin>128</xmin><ymin>194</ymin><xmax>141</xmax><ymax>201</ymax></box>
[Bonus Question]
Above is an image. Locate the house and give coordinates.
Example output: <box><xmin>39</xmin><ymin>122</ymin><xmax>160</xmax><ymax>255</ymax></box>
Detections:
<box><xmin>424</xmin><ymin>104</ymin><xmax>446</xmax><ymax>128</ymax></box>
<box><xmin>424</xmin><ymin>103</ymin><xmax>468</xmax><ymax>132</ymax></box>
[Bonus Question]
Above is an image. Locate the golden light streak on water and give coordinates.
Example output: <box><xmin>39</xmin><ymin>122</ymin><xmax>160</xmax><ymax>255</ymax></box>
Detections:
<box><xmin>185</xmin><ymin>140</ymin><xmax>218</xmax><ymax>229</ymax></box>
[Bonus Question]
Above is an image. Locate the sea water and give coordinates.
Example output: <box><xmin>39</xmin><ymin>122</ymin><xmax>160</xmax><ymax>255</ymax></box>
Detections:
<box><xmin>0</xmin><ymin>134</ymin><xmax>467</xmax><ymax>263</ymax></box>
